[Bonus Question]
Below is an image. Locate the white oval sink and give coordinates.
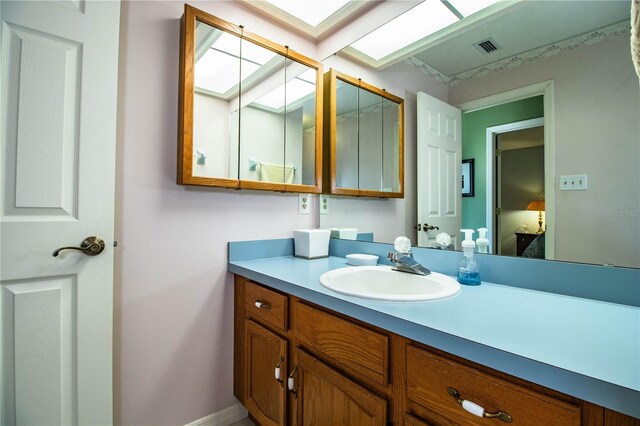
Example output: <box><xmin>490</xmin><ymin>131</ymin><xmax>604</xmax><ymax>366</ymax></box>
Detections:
<box><xmin>320</xmin><ymin>265</ymin><xmax>461</xmax><ymax>301</ymax></box>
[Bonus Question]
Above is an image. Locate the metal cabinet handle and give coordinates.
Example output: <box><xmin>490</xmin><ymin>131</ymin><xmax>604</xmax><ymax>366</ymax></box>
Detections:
<box><xmin>52</xmin><ymin>236</ymin><xmax>105</xmax><ymax>257</ymax></box>
<box><xmin>254</xmin><ymin>301</ymin><xmax>271</xmax><ymax>309</ymax></box>
<box><xmin>275</xmin><ymin>355</ymin><xmax>284</xmax><ymax>383</ymax></box>
<box><xmin>447</xmin><ymin>387</ymin><xmax>512</xmax><ymax>423</ymax></box>
<box><xmin>288</xmin><ymin>365</ymin><xmax>298</xmax><ymax>397</ymax></box>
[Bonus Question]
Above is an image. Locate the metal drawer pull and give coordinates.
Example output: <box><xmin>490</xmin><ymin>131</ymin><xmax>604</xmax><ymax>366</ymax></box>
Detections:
<box><xmin>447</xmin><ymin>387</ymin><xmax>512</xmax><ymax>423</ymax></box>
<box><xmin>275</xmin><ymin>355</ymin><xmax>284</xmax><ymax>382</ymax></box>
<box><xmin>288</xmin><ymin>365</ymin><xmax>298</xmax><ymax>397</ymax></box>
<box><xmin>254</xmin><ymin>300</ymin><xmax>271</xmax><ymax>309</ymax></box>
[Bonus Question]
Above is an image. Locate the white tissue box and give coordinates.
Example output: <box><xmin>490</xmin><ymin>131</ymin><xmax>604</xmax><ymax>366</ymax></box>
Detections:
<box><xmin>294</xmin><ymin>229</ymin><xmax>331</xmax><ymax>259</ymax></box>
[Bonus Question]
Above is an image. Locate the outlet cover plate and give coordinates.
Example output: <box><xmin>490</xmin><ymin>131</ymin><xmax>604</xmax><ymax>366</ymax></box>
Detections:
<box><xmin>298</xmin><ymin>194</ymin><xmax>310</xmax><ymax>214</ymax></box>
<box><xmin>560</xmin><ymin>174</ymin><xmax>588</xmax><ymax>191</ymax></box>
<box><xmin>320</xmin><ymin>195</ymin><xmax>329</xmax><ymax>214</ymax></box>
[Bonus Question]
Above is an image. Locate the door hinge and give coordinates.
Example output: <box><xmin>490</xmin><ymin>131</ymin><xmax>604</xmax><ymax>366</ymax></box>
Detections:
<box><xmin>495</xmin><ymin>207</ymin><xmax>501</xmax><ymax>215</ymax></box>
<box><xmin>495</xmin><ymin>148</ymin><xmax>501</xmax><ymax>157</ymax></box>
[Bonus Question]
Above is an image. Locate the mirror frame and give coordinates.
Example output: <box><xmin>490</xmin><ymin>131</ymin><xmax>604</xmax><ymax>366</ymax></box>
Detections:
<box><xmin>178</xmin><ymin>4</ymin><xmax>324</xmax><ymax>193</ymax></box>
<box><xmin>323</xmin><ymin>68</ymin><xmax>404</xmax><ymax>198</ymax></box>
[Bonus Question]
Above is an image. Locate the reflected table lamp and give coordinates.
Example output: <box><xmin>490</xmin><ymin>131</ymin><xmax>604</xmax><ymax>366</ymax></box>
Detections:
<box><xmin>526</xmin><ymin>199</ymin><xmax>545</xmax><ymax>234</ymax></box>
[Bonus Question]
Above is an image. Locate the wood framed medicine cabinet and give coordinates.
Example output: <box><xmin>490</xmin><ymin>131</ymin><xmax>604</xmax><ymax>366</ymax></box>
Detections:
<box><xmin>178</xmin><ymin>4</ymin><xmax>323</xmax><ymax>193</ymax></box>
<box><xmin>323</xmin><ymin>68</ymin><xmax>404</xmax><ymax>198</ymax></box>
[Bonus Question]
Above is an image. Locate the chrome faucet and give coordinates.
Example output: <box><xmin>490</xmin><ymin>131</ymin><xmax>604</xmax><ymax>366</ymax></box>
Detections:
<box><xmin>388</xmin><ymin>236</ymin><xmax>431</xmax><ymax>276</ymax></box>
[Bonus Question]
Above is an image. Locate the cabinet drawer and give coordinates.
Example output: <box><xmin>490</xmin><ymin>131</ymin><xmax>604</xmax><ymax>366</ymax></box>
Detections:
<box><xmin>294</xmin><ymin>301</ymin><xmax>389</xmax><ymax>386</ymax></box>
<box><xmin>406</xmin><ymin>345</ymin><xmax>581</xmax><ymax>426</ymax></box>
<box><xmin>244</xmin><ymin>281</ymin><xmax>288</xmax><ymax>332</ymax></box>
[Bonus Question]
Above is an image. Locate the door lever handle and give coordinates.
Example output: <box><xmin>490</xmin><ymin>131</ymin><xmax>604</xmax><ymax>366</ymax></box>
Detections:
<box><xmin>53</xmin><ymin>236</ymin><xmax>105</xmax><ymax>257</ymax></box>
<box><xmin>422</xmin><ymin>224</ymin><xmax>440</xmax><ymax>231</ymax></box>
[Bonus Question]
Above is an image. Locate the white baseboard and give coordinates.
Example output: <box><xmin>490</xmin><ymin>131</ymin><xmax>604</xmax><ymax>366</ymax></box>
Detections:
<box><xmin>185</xmin><ymin>403</ymin><xmax>248</xmax><ymax>426</ymax></box>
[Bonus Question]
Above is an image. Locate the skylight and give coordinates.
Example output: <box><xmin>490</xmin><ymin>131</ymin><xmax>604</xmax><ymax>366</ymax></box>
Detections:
<box><xmin>349</xmin><ymin>0</ymin><xmax>501</xmax><ymax>61</ymax></box>
<box><xmin>264</xmin><ymin>0</ymin><xmax>351</xmax><ymax>27</ymax></box>
<box><xmin>447</xmin><ymin>0</ymin><xmax>502</xmax><ymax>17</ymax></box>
<box><xmin>350</xmin><ymin>0</ymin><xmax>458</xmax><ymax>61</ymax></box>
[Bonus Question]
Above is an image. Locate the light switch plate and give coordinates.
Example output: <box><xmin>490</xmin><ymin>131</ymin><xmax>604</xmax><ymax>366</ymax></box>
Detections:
<box><xmin>560</xmin><ymin>174</ymin><xmax>588</xmax><ymax>190</ymax></box>
<box><xmin>298</xmin><ymin>194</ymin><xmax>310</xmax><ymax>214</ymax></box>
<box><xmin>320</xmin><ymin>195</ymin><xmax>329</xmax><ymax>214</ymax></box>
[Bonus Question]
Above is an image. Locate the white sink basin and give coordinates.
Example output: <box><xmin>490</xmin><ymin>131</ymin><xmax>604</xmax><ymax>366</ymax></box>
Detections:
<box><xmin>319</xmin><ymin>265</ymin><xmax>461</xmax><ymax>301</ymax></box>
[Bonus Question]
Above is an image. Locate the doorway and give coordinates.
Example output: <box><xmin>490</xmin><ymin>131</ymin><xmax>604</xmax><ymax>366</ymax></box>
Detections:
<box><xmin>490</xmin><ymin>121</ymin><xmax>545</xmax><ymax>256</ymax></box>
<box><xmin>457</xmin><ymin>81</ymin><xmax>555</xmax><ymax>259</ymax></box>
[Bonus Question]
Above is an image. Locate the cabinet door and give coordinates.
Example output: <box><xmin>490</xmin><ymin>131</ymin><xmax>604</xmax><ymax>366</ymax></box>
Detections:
<box><xmin>245</xmin><ymin>320</ymin><xmax>287</xmax><ymax>426</ymax></box>
<box><xmin>292</xmin><ymin>348</ymin><xmax>387</xmax><ymax>425</ymax></box>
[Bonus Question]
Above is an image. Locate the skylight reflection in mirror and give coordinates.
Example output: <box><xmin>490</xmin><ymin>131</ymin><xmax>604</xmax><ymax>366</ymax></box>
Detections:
<box><xmin>194</xmin><ymin>30</ymin><xmax>277</xmax><ymax>96</ymax></box>
<box><xmin>253</xmin><ymin>69</ymin><xmax>316</xmax><ymax>110</ymax></box>
<box><xmin>349</xmin><ymin>0</ymin><xmax>501</xmax><ymax>61</ymax></box>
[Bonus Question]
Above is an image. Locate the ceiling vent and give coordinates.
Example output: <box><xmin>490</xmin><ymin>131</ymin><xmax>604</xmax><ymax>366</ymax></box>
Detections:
<box><xmin>474</xmin><ymin>38</ymin><xmax>500</xmax><ymax>55</ymax></box>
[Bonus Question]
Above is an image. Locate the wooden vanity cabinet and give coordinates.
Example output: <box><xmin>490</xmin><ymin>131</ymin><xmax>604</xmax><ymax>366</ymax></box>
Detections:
<box><xmin>234</xmin><ymin>275</ymin><xmax>638</xmax><ymax>425</ymax></box>
<box><xmin>235</xmin><ymin>276</ymin><xmax>394</xmax><ymax>425</ymax></box>
<box><xmin>405</xmin><ymin>344</ymin><xmax>598</xmax><ymax>426</ymax></box>
<box><xmin>245</xmin><ymin>320</ymin><xmax>288</xmax><ymax>426</ymax></box>
<box><xmin>292</xmin><ymin>348</ymin><xmax>387</xmax><ymax>425</ymax></box>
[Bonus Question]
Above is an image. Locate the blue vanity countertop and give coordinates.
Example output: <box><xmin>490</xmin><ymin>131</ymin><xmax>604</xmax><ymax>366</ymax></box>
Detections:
<box><xmin>228</xmin><ymin>254</ymin><xmax>640</xmax><ymax>418</ymax></box>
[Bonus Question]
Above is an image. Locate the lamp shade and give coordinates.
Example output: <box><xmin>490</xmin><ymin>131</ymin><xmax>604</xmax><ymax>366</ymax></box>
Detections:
<box><xmin>526</xmin><ymin>199</ymin><xmax>545</xmax><ymax>211</ymax></box>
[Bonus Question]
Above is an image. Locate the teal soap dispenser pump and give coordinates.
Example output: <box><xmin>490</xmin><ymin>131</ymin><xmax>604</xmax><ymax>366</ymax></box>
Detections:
<box><xmin>457</xmin><ymin>229</ymin><xmax>481</xmax><ymax>286</ymax></box>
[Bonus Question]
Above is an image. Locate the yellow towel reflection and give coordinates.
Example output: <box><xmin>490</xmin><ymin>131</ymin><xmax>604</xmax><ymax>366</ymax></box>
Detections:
<box><xmin>260</xmin><ymin>162</ymin><xmax>295</xmax><ymax>184</ymax></box>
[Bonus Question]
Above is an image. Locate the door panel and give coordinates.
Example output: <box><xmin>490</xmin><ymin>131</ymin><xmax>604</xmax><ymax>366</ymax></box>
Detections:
<box><xmin>1</xmin><ymin>1</ymin><xmax>120</xmax><ymax>424</ymax></box>
<box><xmin>245</xmin><ymin>320</ymin><xmax>287</xmax><ymax>426</ymax></box>
<box><xmin>417</xmin><ymin>93</ymin><xmax>462</xmax><ymax>249</ymax></box>
<box><xmin>2</xmin><ymin>278</ymin><xmax>76</xmax><ymax>425</ymax></box>
<box><xmin>294</xmin><ymin>348</ymin><xmax>387</xmax><ymax>426</ymax></box>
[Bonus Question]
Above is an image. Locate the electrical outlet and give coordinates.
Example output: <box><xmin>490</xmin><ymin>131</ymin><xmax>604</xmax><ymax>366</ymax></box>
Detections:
<box><xmin>298</xmin><ymin>194</ymin><xmax>310</xmax><ymax>214</ymax></box>
<box><xmin>320</xmin><ymin>195</ymin><xmax>329</xmax><ymax>214</ymax></box>
<box><xmin>560</xmin><ymin>174</ymin><xmax>588</xmax><ymax>191</ymax></box>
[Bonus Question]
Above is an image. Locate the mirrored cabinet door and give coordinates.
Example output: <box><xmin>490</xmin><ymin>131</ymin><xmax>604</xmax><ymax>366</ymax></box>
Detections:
<box><xmin>238</xmin><ymin>40</ymin><xmax>287</xmax><ymax>189</ymax></box>
<box><xmin>192</xmin><ymin>23</ymin><xmax>241</xmax><ymax>182</ymax></box>
<box><xmin>178</xmin><ymin>4</ymin><xmax>323</xmax><ymax>193</ymax></box>
<box><xmin>323</xmin><ymin>69</ymin><xmax>404</xmax><ymax>198</ymax></box>
<box><xmin>284</xmin><ymin>59</ymin><xmax>320</xmax><ymax>191</ymax></box>
<box><xmin>358</xmin><ymin>87</ymin><xmax>384</xmax><ymax>193</ymax></box>
<box><xmin>333</xmin><ymin>77</ymin><xmax>359</xmax><ymax>194</ymax></box>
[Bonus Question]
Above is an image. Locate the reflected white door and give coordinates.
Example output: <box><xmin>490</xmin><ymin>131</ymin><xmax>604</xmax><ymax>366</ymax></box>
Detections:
<box><xmin>417</xmin><ymin>92</ymin><xmax>462</xmax><ymax>249</ymax></box>
<box><xmin>1</xmin><ymin>1</ymin><xmax>120</xmax><ymax>424</ymax></box>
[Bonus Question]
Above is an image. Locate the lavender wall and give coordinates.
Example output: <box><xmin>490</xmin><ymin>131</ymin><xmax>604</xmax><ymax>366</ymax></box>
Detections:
<box><xmin>114</xmin><ymin>2</ymin><xmax>318</xmax><ymax>424</ymax></box>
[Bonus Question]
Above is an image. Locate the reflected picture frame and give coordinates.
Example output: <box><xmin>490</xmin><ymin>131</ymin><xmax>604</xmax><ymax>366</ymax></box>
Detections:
<box><xmin>462</xmin><ymin>159</ymin><xmax>474</xmax><ymax>197</ymax></box>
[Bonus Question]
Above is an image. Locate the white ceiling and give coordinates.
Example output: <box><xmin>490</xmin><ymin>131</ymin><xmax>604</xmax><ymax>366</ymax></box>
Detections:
<box><xmin>238</xmin><ymin>0</ymin><xmax>631</xmax><ymax>79</ymax></box>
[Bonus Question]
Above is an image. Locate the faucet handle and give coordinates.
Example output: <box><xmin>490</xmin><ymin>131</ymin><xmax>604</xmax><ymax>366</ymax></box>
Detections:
<box><xmin>387</xmin><ymin>252</ymin><xmax>399</xmax><ymax>263</ymax></box>
<box><xmin>394</xmin><ymin>236</ymin><xmax>412</xmax><ymax>254</ymax></box>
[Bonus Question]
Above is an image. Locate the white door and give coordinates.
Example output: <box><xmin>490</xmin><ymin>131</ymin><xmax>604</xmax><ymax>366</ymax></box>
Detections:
<box><xmin>1</xmin><ymin>1</ymin><xmax>120</xmax><ymax>424</ymax></box>
<box><xmin>417</xmin><ymin>92</ymin><xmax>462</xmax><ymax>249</ymax></box>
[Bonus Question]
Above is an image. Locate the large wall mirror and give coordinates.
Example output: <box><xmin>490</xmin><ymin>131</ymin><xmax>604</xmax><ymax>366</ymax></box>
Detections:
<box><xmin>178</xmin><ymin>4</ymin><xmax>323</xmax><ymax>193</ymax></box>
<box><xmin>319</xmin><ymin>0</ymin><xmax>639</xmax><ymax>269</ymax></box>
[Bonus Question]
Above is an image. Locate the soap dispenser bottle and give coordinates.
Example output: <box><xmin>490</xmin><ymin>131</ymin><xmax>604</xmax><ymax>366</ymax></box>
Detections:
<box><xmin>477</xmin><ymin>228</ymin><xmax>489</xmax><ymax>254</ymax></box>
<box><xmin>458</xmin><ymin>229</ymin><xmax>481</xmax><ymax>286</ymax></box>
